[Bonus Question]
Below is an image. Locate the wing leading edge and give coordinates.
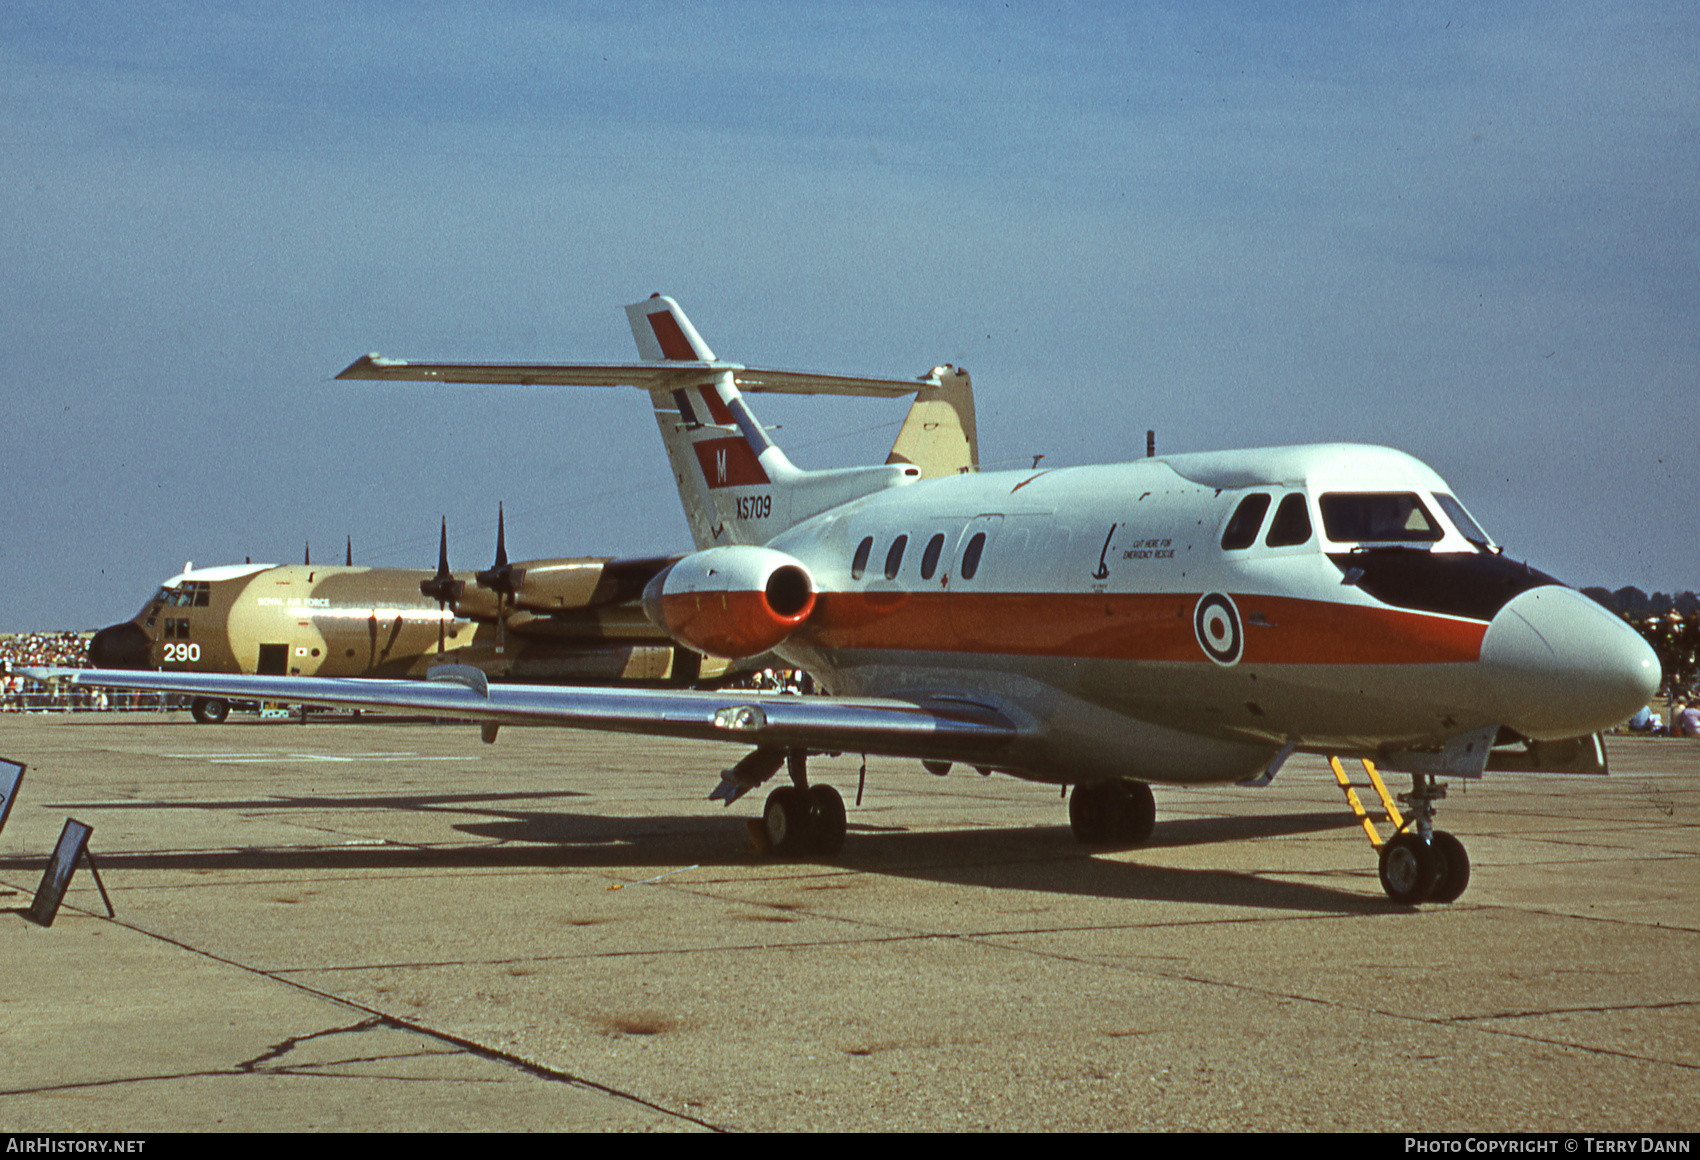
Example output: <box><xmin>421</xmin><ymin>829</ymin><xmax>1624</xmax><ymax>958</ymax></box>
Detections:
<box><xmin>24</xmin><ymin>668</ymin><xmax>1018</xmax><ymax>762</ymax></box>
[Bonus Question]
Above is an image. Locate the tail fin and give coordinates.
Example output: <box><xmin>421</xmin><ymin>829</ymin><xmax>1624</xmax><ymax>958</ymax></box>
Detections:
<box><xmin>626</xmin><ymin>293</ymin><xmax>718</xmax><ymax>362</ymax></box>
<box><xmin>886</xmin><ymin>365</ymin><xmax>977</xmax><ymax>478</ymax></box>
<box><xmin>626</xmin><ymin>296</ymin><xmax>933</xmax><ymax>550</ymax></box>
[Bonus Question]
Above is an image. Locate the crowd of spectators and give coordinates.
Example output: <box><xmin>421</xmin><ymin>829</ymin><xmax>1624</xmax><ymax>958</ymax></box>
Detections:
<box><xmin>2</xmin><ymin>631</ymin><xmax>102</xmax><ymax>711</ymax></box>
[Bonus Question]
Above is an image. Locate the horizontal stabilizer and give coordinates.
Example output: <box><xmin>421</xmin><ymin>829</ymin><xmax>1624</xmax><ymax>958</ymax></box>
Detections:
<box><xmin>338</xmin><ymin>355</ymin><xmax>939</xmax><ymax>399</ymax></box>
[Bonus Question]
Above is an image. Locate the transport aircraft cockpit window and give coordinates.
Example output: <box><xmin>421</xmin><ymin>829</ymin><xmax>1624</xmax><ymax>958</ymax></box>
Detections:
<box><xmin>851</xmin><ymin>536</ymin><xmax>873</xmax><ymax>580</ymax></box>
<box><xmin>920</xmin><ymin>533</ymin><xmax>946</xmax><ymax>580</ymax></box>
<box><xmin>1319</xmin><ymin>493</ymin><xmax>1444</xmax><ymax>544</ymax></box>
<box><xmin>159</xmin><ymin>582</ymin><xmax>211</xmax><ymax>608</ymax></box>
<box><xmin>1433</xmin><ymin>493</ymin><xmax>1494</xmax><ymax>551</ymax></box>
<box><xmin>960</xmin><ymin>532</ymin><xmax>987</xmax><ymax>580</ymax></box>
<box><xmin>1264</xmin><ymin>493</ymin><xmax>1313</xmax><ymax>548</ymax></box>
<box><xmin>884</xmin><ymin>535</ymin><xmax>908</xmax><ymax>580</ymax></box>
<box><xmin>1221</xmin><ymin>493</ymin><xmax>1272</xmax><ymax>550</ymax></box>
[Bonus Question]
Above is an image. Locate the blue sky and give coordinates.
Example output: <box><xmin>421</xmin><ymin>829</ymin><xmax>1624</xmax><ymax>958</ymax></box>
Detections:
<box><xmin>3</xmin><ymin>2</ymin><xmax>1696</xmax><ymax>631</ymax></box>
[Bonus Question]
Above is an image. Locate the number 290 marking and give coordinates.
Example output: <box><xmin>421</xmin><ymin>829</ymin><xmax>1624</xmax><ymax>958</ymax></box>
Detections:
<box><xmin>163</xmin><ymin>642</ymin><xmax>201</xmax><ymax>663</ymax></box>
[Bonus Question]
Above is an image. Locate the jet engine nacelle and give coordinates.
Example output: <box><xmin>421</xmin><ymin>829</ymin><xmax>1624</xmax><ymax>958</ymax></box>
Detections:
<box><xmin>641</xmin><ymin>545</ymin><xmax>816</xmax><ymax>660</ymax></box>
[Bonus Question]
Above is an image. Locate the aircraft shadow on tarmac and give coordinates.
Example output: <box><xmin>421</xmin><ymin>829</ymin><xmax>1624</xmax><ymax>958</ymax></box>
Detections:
<box><xmin>1</xmin><ymin>794</ymin><xmax>1389</xmax><ymax>915</ymax></box>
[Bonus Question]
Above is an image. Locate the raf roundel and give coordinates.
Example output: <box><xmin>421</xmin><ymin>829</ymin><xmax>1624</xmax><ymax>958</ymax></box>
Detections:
<box><xmin>1194</xmin><ymin>592</ymin><xmax>1243</xmax><ymax>666</ymax></box>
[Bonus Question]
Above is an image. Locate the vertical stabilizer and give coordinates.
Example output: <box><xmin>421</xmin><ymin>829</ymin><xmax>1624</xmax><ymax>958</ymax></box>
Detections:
<box><xmin>624</xmin><ymin>296</ymin><xmax>921</xmax><ymax>550</ymax></box>
<box><xmin>625</xmin><ymin>294</ymin><xmax>717</xmax><ymax>362</ymax></box>
<box><xmin>886</xmin><ymin>365</ymin><xmax>977</xmax><ymax>478</ymax></box>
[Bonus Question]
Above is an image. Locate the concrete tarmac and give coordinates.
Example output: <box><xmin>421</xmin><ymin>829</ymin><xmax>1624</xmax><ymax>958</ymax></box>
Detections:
<box><xmin>0</xmin><ymin>712</ymin><xmax>1694</xmax><ymax>1133</ymax></box>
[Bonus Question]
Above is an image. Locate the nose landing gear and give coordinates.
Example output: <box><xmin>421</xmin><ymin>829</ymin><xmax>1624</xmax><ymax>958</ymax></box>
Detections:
<box><xmin>1331</xmin><ymin>757</ymin><xmax>1472</xmax><ymax>905</ymax></box>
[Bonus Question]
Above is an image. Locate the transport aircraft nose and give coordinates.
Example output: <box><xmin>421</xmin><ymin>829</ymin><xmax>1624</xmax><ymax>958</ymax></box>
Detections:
<box><xmin>1479</xmin><ymin>586</ymin><xmax>1662</xmax><ymax>739</ymax></box>
<box><xmin>88</xmin><ymin>621</ymin><xmax>152</xmax><ymax>670</ymax></box>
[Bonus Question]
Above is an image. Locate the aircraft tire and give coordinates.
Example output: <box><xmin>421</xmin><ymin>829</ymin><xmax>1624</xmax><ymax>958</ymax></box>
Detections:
<box><xmin>1069</xmin><ymin>779</ymin><xmax>1155</xmax><ymax>847</ymax></box>
<box><xmin>763</xmin><ymin>786</ymin><xmax>809</xmax><ymax>855</ymax></box>
<box><xmin>1427</xmin><ymin>831</ymin><xmax>1471</xmax><ymax>904</ymax></box>
<box><xmin>1068</xmin><ymin>782</ymin><xmax>1111</xmax><ymax>845</ymax></box>
<box><xmin>190</xmin><ymin>697</ymin><xmax>231</xmax><ymax>725</ymax></box>
<box><xmin>1378</xmin><ymin>832</ymin><xmax>1439</xmax><ymax>905</ymax></box>
<box><xmin>805</xmin><ymin>784</ymin><xmax>846</xmax><ymax>856</ymax></box>
<box><xmin>1112</xmin><ymin>779</ymin><xmax>1156</xmax><ymax>846</ymax></box>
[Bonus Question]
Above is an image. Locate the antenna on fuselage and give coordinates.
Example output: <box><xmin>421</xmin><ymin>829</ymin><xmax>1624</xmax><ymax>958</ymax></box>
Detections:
<box><xmin>1147</xmin><ymin>430</ymin><xmax>1155</xmax><ymax>458</ymax></box>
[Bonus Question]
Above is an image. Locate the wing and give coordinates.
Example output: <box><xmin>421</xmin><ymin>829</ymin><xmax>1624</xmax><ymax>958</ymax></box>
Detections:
<box><xmin>25</xmin><ymin>667</ymin><xmax>1018</xmax><ymax>762</ymax></box>
<box><xmin>337</xmin><ymin>356</ymin><xmax>938</xmax><ymax>399</ymax></box>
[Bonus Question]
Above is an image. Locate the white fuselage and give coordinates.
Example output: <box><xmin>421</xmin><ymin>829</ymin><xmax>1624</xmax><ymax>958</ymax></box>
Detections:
<box><xmin>740</xmin><ymin>445</ymin><xmax>1652</xmax><ymax>786</ymax></box>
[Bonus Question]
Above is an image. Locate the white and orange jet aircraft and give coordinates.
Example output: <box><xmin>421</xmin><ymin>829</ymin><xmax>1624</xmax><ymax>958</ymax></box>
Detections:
<box><xmin>35</xmin><ymin>296</ymin><xmax>1661</xmax><ymax>904</ymax></box>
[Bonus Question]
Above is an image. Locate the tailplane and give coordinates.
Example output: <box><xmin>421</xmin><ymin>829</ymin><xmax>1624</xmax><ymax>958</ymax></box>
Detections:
<box><xmin>338</xmin><ymin>294</ymin><xmax>974</xmax><ymax>549</ymax></box>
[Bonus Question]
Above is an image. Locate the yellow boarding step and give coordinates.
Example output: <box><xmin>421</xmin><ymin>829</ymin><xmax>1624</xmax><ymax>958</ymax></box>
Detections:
<box><xmin>1328</xmin><ymin>756</ymin><xmax>1404</xmax><ymax>849</ymax></box>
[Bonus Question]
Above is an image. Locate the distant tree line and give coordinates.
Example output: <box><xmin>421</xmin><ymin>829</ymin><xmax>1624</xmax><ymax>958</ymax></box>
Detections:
<box><xmin>1583</xmin><ymin>587</ymin><xmax>1699</xmax><ymax>693</ymax></box>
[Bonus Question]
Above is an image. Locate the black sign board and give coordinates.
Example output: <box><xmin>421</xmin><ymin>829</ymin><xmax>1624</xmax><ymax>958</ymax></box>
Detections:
<box><xmin>0</xmin><ymin>758</ymin><xmax>21</xmax><ymax>836</ymax></box>
<box><xmin>27</xmin><ymin>818</ymin><xmax>94</xmax><ymax>928</ymax></box>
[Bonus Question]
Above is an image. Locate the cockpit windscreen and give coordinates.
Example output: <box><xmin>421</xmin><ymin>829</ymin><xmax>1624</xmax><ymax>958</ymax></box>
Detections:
<box><xmin>1319</xmin><ymin>493</ymin><xmax>1444</xmax><ymax>544</ymax></box>
<box><xmin>1432</xmin><ymin>493</ymin><xmax>1493</xmax><ymax>550</ymax></box>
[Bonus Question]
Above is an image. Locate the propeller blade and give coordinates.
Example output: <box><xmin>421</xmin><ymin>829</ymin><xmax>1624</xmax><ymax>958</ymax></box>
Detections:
<box><xmin>473</xmin><ymin>504</ymin><xmax>518</xmax><ymax>655</ymax></box>
<box><xmin>420</xmin><ymin>518</ymin><xmax>464</xmax><ymax>600</ymax></box>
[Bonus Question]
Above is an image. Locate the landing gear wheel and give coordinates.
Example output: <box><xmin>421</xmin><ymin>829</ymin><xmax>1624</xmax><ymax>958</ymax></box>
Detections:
<box><xmin>805</xmin><ymin>785</ymin><xmax>846</xmax><ymax>856</ymax></box>
<box><xmin>763</xmin><ymin>786</ymin><xmax>809</xmax><ymax>855</ymax></box>
<box><xmin>1069</xmin><ymin>779</ymin><xmax>1156</xmax><ymax>847</ymax></box>
<box><xmin>1378</xmin><ymin>832</ymin><xmax>1439</xmax><ymax>905</ymax></box>
<box><xmin>1069</xmin><ymin>782</ymin><xmax>1111</xmax><ymax>845</ymax></box>
<box><xmin>1427</xmin><ymin>831</ymin><xmax>1471</xmax><ymax>904</ymax></box>
<box><xmin>1114</xmin><ymin>780</ymin><xmax>1156</xmax><ymax>846</ymax></box>
<box><xmin>190</xmin><ymin>697</ymin><xmax>231</xmax><ymax>725</ymax></box>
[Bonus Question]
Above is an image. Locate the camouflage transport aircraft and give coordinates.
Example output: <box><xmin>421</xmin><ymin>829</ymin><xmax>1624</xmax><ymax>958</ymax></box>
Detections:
<box><xmin>87</xmin><ymin>526</ymin><xmax>732</xmax><ymax>723</ymax></box>
<box><xmin>38</xmin><ymin>296</ymin><xmax>1659</xmax><ymax>904</ymax></box>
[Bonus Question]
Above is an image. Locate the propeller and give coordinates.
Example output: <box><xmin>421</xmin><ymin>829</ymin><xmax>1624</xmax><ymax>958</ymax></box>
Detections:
<box><xmin>475</xmin><ymin>503</ymin><xmax>522</xmax><ymax>654</ymax></box>
<box><xmin>419</xmin><ymin>518</ymin><xmax>465</xmax><ymax>654</ymax></box>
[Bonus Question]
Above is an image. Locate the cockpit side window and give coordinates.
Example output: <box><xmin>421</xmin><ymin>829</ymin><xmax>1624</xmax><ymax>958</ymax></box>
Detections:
<box><xmin>1221</xmin><ymin>494</ymin><xmax>1271</xmax><ymax>550</ymax></box>
<box><xmin>1319</xmin><ymin>493</ymin><xmax>1444</xmax><ymax>543</ymax></box>
<box><xmin>1433</xmin><ymin>493</ymin><xmax>1493</xmax><ymax>550</ymax></box>
<box><xmin>1264</xmin><ymin>494</ymin><xmax>1313</xmax><ymax>548</ymax></box>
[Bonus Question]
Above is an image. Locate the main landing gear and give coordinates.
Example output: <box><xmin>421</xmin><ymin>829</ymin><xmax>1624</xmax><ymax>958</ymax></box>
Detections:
<box><xmin>717</xmin><ymin>747</ymin><xmax>846</xmax><ymax>858</ymax></box>
<box><xmin>1330</xmin><ymin>758</ymin><xmax>1471</xmax><ymax>905</ymax></box>
<box><xmin>1068</xmin><ymin>777</ymin><xmax>1156</xmax><ymax>847</ymax></box>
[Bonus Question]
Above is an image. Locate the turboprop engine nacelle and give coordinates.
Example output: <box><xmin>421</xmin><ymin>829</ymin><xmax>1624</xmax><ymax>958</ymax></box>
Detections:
<box><xmin>641</xmin><ymin>545</ymin><xmax>816</xmax><ymax>660</ymax></box>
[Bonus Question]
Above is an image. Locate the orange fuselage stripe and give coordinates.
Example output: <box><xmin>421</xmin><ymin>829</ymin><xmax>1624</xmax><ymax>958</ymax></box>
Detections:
<box><xmin>796</xmin><ymin>591</ymin><xmax>1487</xmax><ymax>666</ymax></box>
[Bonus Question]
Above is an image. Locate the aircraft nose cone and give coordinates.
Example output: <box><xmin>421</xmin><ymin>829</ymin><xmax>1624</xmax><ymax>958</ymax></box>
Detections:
<box><xmin>1479</xmin><ymin>586</ymin><xmax>1661</xmax><ymax>739</ymax></box>
<box><xmin>89</xmin><ymin>621</ymin><xmax>152</xmax><ymax>669</ymax></box>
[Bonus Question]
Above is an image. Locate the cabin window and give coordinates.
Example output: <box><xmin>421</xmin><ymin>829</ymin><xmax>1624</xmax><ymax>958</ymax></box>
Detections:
<box><xmin>960</xmin><ymin>532</ymin><xmax>987</xmax><ymax>580</ymax></box>
<box><xmin>1264</xmin><ymin>494</ymin><xmax>1313</xmax><ymax>548</ymax></box>
<box><xmin>851</xmin><ymin>536</ymin><xmax>873</xmax><ymax>580</ymax></box>
<box><xmin>884</xmin><ymin>535</ymin><xmax>908</xmax><ymax>580</ymax></box>
<box><xmin>920</xmin><ymin>533</ymin><xmax>946</xmax><ymax>580</ymax></box>
<box><xmin>1319</xmin><ymin>493</ymin><xmax>1444</xmax><ymax>543</ymax></box>
<box><xmin>1221</xmin><ymin>494</ymin><xmax>1271</xmax><ymax>550</ymax></box>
